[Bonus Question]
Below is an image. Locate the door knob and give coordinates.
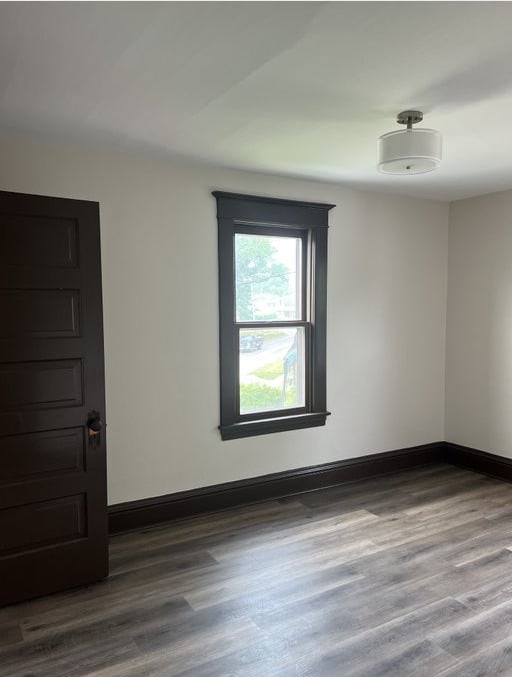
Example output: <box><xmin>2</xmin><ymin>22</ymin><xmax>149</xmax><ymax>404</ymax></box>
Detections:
<box><xmin>87</xmin><ymin>411</ymin><xmax>103</xmax><ymax>445</ymax></box>
<box><xmin>87</xmin><ymin>411</ymin><xmax>102</xmax><ymax>432</ymax></box>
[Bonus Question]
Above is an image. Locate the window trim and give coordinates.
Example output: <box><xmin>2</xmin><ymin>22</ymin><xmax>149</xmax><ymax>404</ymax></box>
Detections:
<box><xmin>214</xmin><ymin>191</ymin><xmax>334</xmax><ymax>440</ymax></box>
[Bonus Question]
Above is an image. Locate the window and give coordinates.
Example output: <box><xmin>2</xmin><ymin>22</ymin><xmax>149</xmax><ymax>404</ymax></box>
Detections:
<box><xmin>214</xmin><ymin>192</ymin><xmax>334</xmax><ymax>440</ymax></box>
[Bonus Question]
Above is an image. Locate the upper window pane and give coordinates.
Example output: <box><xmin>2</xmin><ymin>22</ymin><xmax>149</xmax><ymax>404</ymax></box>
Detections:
<box><xmin>235</xmin><ymin>233</ymin><xmax>301</xmax><ymax>322</ymax></box>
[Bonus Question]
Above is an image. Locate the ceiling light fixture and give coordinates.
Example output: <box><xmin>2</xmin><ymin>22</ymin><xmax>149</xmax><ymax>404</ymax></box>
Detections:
<box><xmin>378</xmin><ymin>110</ymin><xmax>442</xmax><ymax>175</ymax></box>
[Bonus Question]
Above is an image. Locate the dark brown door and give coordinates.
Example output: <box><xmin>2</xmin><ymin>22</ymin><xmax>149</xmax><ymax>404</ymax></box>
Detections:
<box><xmin>0</xmin><ymin>190</ymin><xmax>108</xmax><ymax>605</ymax></box>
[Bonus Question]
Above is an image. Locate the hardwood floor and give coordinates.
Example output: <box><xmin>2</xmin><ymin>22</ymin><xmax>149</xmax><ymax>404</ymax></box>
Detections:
<box><xmin>2</xmin><ymin>463</ymin><xmax>512</xmax><ymax>676</ymax></box>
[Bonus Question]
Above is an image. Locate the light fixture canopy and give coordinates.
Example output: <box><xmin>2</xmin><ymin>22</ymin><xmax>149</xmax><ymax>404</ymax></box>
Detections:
<box><xmin>378</xmin><ymin>110</ymin><xmax>442</xmax><ymax>175</ymax></box>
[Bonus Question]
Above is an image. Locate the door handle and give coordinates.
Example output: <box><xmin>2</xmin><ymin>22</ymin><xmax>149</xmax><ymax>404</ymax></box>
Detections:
<box><xmin>87</xmin><ymin>410</ymin><xmax>103</xmax><ymax>446</ymax></box>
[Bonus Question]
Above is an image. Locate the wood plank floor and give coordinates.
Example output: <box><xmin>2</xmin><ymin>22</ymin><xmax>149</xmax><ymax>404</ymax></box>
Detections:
<box><xmin>3</xmin><ymin>463</ymin><xmax>512</xmax><ymax>676</ymax></box>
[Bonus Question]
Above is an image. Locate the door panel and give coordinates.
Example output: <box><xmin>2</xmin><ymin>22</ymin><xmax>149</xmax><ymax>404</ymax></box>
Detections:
<box><xmin>0</xmin><ymin>358</ymin><xmax>83</xmax><ymax>410</ymax></box>
<box><xmin>0</xmin><ymin>190</ymin><xmax>107</xmax><ymax>606</ymax></box>
<box><xmin>0</xmin><ymin>494</ymin><xmax>86</xmax><ymax>556</ymax></box>
<box><xmin>0</xmin><ymin>427</ymin><xmax>85</xmax><ymax>483</ymax></box>
<box><xmin>0</xmin><ymin>289</ymin><xmax>81</xmax><ymax>338</ymax></box>
<box><xmin>0</xmin><ymin>214</ymin><xmax>78</xmax><ymax>267</ymax></box>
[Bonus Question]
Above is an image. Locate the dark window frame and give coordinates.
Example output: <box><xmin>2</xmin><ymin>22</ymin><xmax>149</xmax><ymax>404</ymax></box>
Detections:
<box><xmin>214</xmin><ymin>191</ymin><xmax>334</xmax><ymax>440</ymax></box>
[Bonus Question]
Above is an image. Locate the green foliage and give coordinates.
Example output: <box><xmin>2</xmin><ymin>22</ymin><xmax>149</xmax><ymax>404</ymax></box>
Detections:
<box><xmin>239</xmin><ymin>383</ymin><xmax>297</xmax><ymax>413</ymax></box>
<box><xmin>285</xmin><ymin>387</ymin><xmax>298</xmax><ymax>406</ymax></box>
<box><xmin>250</xmin><ymin>360</ymin><xmax>283</xmax><ymax>381</ymax></box>
<box><xmin>240</xmin><ymin>383</ymin><xmax>283</xmax><ymax>413</ymax></box>
<box><xmin>235</xmin><ymin>235</ymin><xmax>289</xmax><ymax>321</ymax></box>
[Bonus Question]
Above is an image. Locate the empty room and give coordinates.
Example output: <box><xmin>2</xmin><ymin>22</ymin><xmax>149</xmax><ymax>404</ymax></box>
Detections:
<box><xmin>2</xmin><ymin>1</ymin><xmax>512</xmax><ymax>675</ymax></box>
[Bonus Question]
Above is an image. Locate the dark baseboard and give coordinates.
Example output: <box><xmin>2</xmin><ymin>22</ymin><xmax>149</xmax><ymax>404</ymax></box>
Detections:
<box><xmin>109</xmin><ymin>442</ymin><xmax>443</xmax><ymax>534</ymax></box>
<box><xmin>443</xmin><ymin>442</ymin><xmax>512</xmax><ymax>482</ymax></box>
<box><xmin>108</xmin><ymin>441</ymin><xmax>512</xmax><ymax>534</ymax></box>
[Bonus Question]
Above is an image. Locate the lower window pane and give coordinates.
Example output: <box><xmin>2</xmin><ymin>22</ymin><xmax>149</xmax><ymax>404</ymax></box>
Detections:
<box><xmin>239</xmin><ymin>327</ymin><xmax>305</xmax><ymax>414</ymax></box>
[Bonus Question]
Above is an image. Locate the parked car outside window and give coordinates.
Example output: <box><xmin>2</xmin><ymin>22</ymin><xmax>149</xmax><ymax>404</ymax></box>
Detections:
<box><xmin>240</xmin><ymin>334</ymin><xmax>263</xmax><ymax>352</ymax></box>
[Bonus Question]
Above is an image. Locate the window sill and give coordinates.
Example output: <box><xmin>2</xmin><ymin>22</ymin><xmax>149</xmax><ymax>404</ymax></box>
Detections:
<box><xmin>220</xmin><ymin>411</ymin><xmax>330</xmax><ymax>440</ymax></box>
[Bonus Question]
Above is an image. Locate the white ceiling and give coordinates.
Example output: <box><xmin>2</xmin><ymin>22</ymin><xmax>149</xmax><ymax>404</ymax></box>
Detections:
<box><xmin>2</xmin><ymin>1</ymin><xmax>512</xmax><ymax>201</ymax></box>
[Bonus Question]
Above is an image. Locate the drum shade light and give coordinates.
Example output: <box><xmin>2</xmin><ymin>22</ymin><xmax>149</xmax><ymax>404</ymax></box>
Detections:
<box><xmin>378</xmin><ymin>110</ymin><xmax>442</xmax><ymax>175</ymax></box>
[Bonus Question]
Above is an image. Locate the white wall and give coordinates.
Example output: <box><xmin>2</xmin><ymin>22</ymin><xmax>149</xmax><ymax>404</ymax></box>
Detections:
<box><xmin>0</xmin><ymin>134</ymin><xmax>449</xmax><ymax>504</ymax></box>
<box><xmin>446</xmin><ymin>190</ymin><xmax>512</xmax><ymax>456</ymax></box>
